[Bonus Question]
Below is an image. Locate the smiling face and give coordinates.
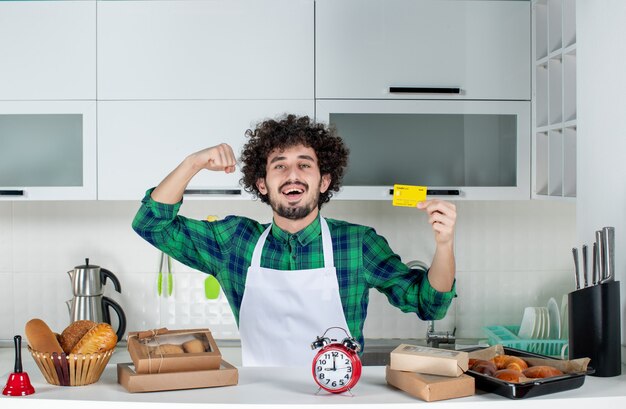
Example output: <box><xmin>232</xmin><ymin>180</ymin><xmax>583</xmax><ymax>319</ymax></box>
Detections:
<box><xmin>256</xmin><ymin>144</ymin><xmax>331</xmax><ymax>227</ymax></box>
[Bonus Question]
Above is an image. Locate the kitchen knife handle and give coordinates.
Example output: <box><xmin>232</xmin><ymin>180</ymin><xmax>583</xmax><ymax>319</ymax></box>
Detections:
<box><xmin>184</xmin><ymin>189</ymin><xmax>241</xmax><ymax>196</ymax></box>
<box><xmin>389</xmin><ymin>86</ymin><xmax>461</xmax><ymax>94</ymax></box>
<box><xmin>592</xmin><ymin>242</ymin><xmax>598</xmax><ymax>285</ymax></box>
<box><xmin>596</xmin><ymin>230</ymin><xmax>606</xmax><ymax>280</ymax></box>
<box><xmin>601</xmin><ymin>226</ymin><xmax>615</xmax><ymax>282</ymax></box>
<box><xmin>0</xmin><ymin>190</ymin><xmax>24</xmax><ymax>196</ymax></box>
<box><xmin>572</xmin><ymin>247</ymin><xmax>580</xmax><ymax>290</ymax></box>
<box><xmin>582</xmin><ymin>244</ymin><xmax>588</xmax><ymax>287</ymax></box>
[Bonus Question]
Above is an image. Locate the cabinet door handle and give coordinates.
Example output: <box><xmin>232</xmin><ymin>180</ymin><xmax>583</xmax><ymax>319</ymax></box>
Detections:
<box><xmin>388</xmin><ymin>189</ymin><xmax>460</xmax><ymax>196</ymax></box>
<box><xmin>0</xmin><ymin>190</ymin><xmax>24</xmax><ymax>196</ymax></box>
<box><xmin>426</xmin><ymin>189</ymin><xmax>461</xmax><ymax>196</ymax></box>
<box><xmin>184</xmin><ymin>189</ymin><xmax>242</xmax><ymax>196</ymax></box>
<box><xmin>389</xmin><ymin>87</ymin><xmax>461</xmax><ymax>94</ymax></box>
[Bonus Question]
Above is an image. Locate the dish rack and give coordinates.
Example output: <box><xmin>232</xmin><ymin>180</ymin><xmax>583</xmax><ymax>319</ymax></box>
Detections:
<box><xmin>483</xmin><ymin>326</ymin><xmax>568</xmax><ymax>358</ymax></box>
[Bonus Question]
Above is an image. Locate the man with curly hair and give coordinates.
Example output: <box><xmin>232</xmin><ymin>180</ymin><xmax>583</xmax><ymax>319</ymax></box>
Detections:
<box><xmin>133</xmin><ymin>114</ymin><xmax>457</xmax><ymax>367</ymax></box>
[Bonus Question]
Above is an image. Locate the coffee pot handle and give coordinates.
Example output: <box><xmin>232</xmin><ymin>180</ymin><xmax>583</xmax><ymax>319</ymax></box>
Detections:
<box><xmin>102</xmin><ymin>296</ymin><xmax>127</xmax><ymax>341</ymax></box>
<box><xmin>100</xmin><ymin>269</ymin><xmax>122</xmax><ymax>293</ymax></box>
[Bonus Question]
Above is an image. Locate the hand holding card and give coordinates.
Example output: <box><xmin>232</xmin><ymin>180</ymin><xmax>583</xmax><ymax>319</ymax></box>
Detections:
<box><xmin>392</xmin><ymin>184</ymin><xmax>427</xmax><ymax>207</ymax></box>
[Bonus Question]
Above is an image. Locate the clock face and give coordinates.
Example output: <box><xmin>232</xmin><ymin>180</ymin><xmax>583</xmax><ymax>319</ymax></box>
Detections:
<box><xmin>312</xmin><ymin>346</ymin><xmax>361</xmax><ymax>393</ymax></box>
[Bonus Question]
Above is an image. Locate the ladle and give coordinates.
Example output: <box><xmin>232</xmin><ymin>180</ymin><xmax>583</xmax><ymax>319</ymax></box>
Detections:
<box><xmin>2</xmin><ymin>335</ymin><xmax>35</xmax><ymax>396</ymax></box>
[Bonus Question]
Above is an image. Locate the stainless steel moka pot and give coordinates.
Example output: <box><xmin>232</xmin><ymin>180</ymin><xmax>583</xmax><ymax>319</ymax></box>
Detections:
<box><xmin>65</xmin><ymin>258</ymin><xmax>126</xmax><ymax>341</ymax></box>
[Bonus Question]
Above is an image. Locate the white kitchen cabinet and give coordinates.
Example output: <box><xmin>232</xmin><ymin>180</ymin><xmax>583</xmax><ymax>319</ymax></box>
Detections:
<box><xmin>97</xmin><ymin>100</ymin><xmax>315</xmax><ymax>200</ymax></box>
<box><xmin>0</xmin><ymin>101</ymin><xmax>97</xmax><ymax>200</ymax></box>
<box><xmin>316</xmin><ymin>99</ymin><xmax>531</xmax><ymax>200</ymax></box>
<box><xmin>97</xmin><ymin>0</ymin><xmax>314</xmax><ymax>100</ymax></box>
<box><xmin>0</xmin><ymin>1</ymin><xmax>96</xmax><ymax>100</ymax></box>
<box><xmin>532</xmin><ymin>0</ymin><xmax>576</xmax><ymax>199</ymax></box>
<box><xmin>316</xmin><ymin>0</ymin><xmax>530</xmax><ymax>101</ymax></box>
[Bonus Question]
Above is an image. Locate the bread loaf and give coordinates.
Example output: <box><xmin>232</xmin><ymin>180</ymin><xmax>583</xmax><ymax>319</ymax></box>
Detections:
<box><xmin>491</xmin><ymin>355</ymin><xmax>528</xmax><ymax>371</ymax></box>
<box><xmin>494</xmin><ymin>368</ymin><xmax>522</xmax><ymax>383</ymax></box>
<box><xmin>150</xmin><ymin>343</ymin><xmax>185</xmax><ymax>355</ymax></box>
<box><xmin>523</xmin><ymin>365</ymin><xmax>563</xmax><ymax>379</ymax></box>
<box><xmin>70</xmin><ymin>323</ymin><xmax>117</xmax><ymax>354</ymax></box>
<box><xmin>59</xmin><ymin>320</ymin><xmax>97</xmax><ymax>354</ymax></box>
<box><xmin>182</xmin><ymin>339</ymin><xmax>206</xmax><ymax>353</ymax></box>
<box><xmin>25</xmin><ymin>318</ymin><xmax>64</xmax><ymax>353</ymax></box>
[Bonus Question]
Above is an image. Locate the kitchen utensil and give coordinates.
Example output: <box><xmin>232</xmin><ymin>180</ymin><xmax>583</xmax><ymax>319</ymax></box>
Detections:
<box><xmin>537</xmin><ymin>307</ymin><xmax>550</xmax><ymax>339</ymax></box>
<box><xmin>592</xmin><ymin>242</ymin><xmax>599</xmax><ymax>285</ymax></box>
<box><xmin>518</xmin><ymin>307</ymin><xmax>537</xmax><ymax>339</ymax></box>
<box><xmin>2</xmin><ymin>335</ymin><xmax>35</xmax><ymax>396</ymax></box>
<box><xmin>67</xmin><ymin>258</ymin><xmax>121</xmax><ymax>296</ymax></box>
<box><xmin>483</xmin><ymin>325</ymin><xmax>567</xmax><ymax>357</ymax></box>
<box><xmin>582</xmin><ymin>245</ymin><xmax>588</xmax><ymax>288</ymax></box>
<box><xmin>569</xmin><ymin>281</ymin><xmax>622</xmax><ymax>377</ymax></box>
<box><xmin>533</xmin><ymin>308</ymin><xmax>543</xmax><ymax>339</ymax></box>
<box><xmin>560</xmin><ymin>294</ymin><xmax>568</xmax><ymax>340</ymax></box>
<box><xmin>167</xmin><ymin>255</ymin><xmax>173</xmax><ymax>296</ymax></box>
<box><xmin>158</xmin><ymin>252</ymin><xmax>174</xmax><ymax>297</ymax></box>
<box><xmin>596</xmin><ymin>230</ymin><xmax>606</xmax><ymax>280</ymax></box>
<box><xmin>600</xmin><ymin>227</ymin><xmax>615</xmax><ymax>283</ymax></box>
<box><xmin>65</xmin><ymin>258</ymin><xmax>126</xmax><ymax>341</ymax></box>
<box><xmin>157</xmin><ymin>253</ymin><xmax>163</xmax><ymax>296</ymax></box>
<box><xmin>203</xmin><ymin>215</ymin><xmax>221</xmax><ymax>299</ymax></box>
<box><xmin>466</xmin><ymin>346</ymin><xmax>592</xmax><ymax>399</ymax></box>
<box><xmin>571</xmin><ymin>248</ymin><xmax>580</xmax><ymax>289</ymax></box>
<box><xmin>66</xmin><ymin>295</ymin><xmax>126</xmax><ymax>341</ymax></box>
<box><xmin>547</xmin><ymin>298</ymin><xmax>560</xmax><ymax>339</ymax></box>
<box><xmin>28</xmin><ymin>347</ymin><xmax>114</xmax><ymax>386</ymax></box>
<box><xmin>205</xmin><ymin>275</ymin><xmax>221</xmax><ymax>300</ymax></box>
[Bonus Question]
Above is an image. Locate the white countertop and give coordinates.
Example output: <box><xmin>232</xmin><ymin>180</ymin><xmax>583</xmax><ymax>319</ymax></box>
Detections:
<box><xmin>1</xmin><ymin>347</ymin><xmax>625</xmax><ymax>408</ymax></box>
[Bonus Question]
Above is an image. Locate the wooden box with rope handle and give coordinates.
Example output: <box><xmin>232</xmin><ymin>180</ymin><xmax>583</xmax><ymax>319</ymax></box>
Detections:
<box><xmin>127</xmin><ymin>328</ymin><xmax>221</xmax><ymax>374</ymax></box>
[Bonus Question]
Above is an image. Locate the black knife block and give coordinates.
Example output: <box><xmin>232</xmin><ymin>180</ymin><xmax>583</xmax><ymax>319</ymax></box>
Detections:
<box><xmin>568</xmin><ymin>280</ymin><xmax>621</xmax><ymax>377</ymax></box>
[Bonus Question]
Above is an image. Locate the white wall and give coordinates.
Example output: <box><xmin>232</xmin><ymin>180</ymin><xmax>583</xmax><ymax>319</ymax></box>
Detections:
<box><xmin>577</xmin><ymin>0</ymin><xmax>626</xmax><ymax>354</ymax></box>
<box><xmin>0</xmin><ymin>198</ymin><xmax>576</xmax><ymax>342</ymax></box>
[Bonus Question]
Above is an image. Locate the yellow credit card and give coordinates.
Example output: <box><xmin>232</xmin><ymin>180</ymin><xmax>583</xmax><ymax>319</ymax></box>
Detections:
<box><xmin>392</xmin><ymin>184</ymin><xmax>427</xmax><ymax>207</ymax></box>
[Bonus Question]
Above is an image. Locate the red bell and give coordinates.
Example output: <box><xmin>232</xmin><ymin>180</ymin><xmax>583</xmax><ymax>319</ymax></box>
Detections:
<box><xmin>2</xmin><ymin>335</ymin><xmax>35</xmax><ymax>396</ymax></box>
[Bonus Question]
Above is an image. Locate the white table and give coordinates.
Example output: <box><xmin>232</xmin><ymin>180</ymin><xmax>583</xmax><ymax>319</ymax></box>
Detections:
<box><xmin>1</xmin><ymin>348</ymin><xmax>626</xmax><ymax>408</ymax></box>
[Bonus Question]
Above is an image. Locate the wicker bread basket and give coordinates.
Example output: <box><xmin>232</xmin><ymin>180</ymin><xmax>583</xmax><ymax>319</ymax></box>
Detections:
<box><xmin>28</xmin><ymin>346</ymin><xmax>114</xmax><ymax>386</ymax></box>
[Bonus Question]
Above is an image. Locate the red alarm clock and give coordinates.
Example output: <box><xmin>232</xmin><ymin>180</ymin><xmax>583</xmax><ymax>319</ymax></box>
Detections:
<box><xmin>310</xmin><ymin>327</ymin><xmax>362</xmax><ymax>394</ymax></box>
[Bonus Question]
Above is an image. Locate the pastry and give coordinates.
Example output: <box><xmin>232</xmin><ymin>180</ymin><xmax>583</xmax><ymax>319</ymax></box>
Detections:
<box><xmin>523</xmin><ymin>365</ymin><xmax>563</xmax><ymax>379</ymax></box>
<box><xmin>494</xmin><ymin>368</ymin><xmax>522</xmax><ymax>383</ymax></box>
<box><xmin>70</xmin><ymin>323</ymin><xmax>117</xmax><ymax>354</ymax></box>
<box><xmin>150</xmin><ymin>343</ymin><xmax>185</xmax><ymax>355</ymax></box>
<box><xmin>182</xmin><ymin>338</ymin><xmax>206</xmax><ymax>353</ymax></box>
<box><xmin>470</xmin><ymin>359</ymin><xmax>497</xmax><ymax>376</ymax></box>
<box><xmin>59</xmin><ymin>320</ymin><xmax>97</xmax><ymax>354</ymax></box>
<box><xmin>491</xmin><ymin>355</ymin><xmax>528</xmax><ymax>371</ymax></box>
<box><xmin>24</xmin><ymin>318</ymin><xmax>64</xmax><ymax>353</ymax></box>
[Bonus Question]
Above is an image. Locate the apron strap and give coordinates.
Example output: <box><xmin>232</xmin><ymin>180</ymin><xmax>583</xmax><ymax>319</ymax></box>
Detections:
<box><xmin>319</xmin><ymin>218</ymin><xmax>334</xmax><ymax>268</ymax></box>
<box><xmin>250</xmin><ymin>217</ymin><xmax>335</xmax><ymax>268</ymax></box>
<box><xmin>250</xmin><ymin>224</ymin><xmax>272</xmax><ymax>268</ymax></box>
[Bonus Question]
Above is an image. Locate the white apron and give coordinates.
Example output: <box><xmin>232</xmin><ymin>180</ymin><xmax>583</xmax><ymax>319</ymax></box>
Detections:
<box><xmin>239</xmin><ymin>217</ymin><xmax>351</xmax><ymax>367</ymax></box>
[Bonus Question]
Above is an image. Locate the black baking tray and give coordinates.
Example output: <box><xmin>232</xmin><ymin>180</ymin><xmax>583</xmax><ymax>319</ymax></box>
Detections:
<box><xmin>463</xmin><ymin>346</ymin><xmax>594</xmax><ymax>399</ymax></box>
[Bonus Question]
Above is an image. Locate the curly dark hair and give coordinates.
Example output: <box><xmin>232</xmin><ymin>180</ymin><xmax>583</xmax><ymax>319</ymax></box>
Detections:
<box><xmin>240</xmin><ymin>114</ymin><xmax>349</xmax><ymax>208</ymax></box>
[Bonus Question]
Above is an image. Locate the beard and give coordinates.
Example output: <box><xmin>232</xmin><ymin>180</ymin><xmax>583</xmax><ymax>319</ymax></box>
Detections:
<box><xmin>273</xmin><ymin>202</ymin><xmax>316</xmax><ymax>220</ymax></box>
<box><xmin>267</xmin><ymin>180</ymin><xmax>321</xmax><ymax>220</ymax></box>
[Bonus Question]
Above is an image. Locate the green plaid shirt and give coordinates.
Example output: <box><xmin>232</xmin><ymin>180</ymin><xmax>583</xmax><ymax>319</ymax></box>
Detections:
<box><xmin>132</xmin><ymin>190</ymin><xmax>455</xmax><ymax>350</ymax></box>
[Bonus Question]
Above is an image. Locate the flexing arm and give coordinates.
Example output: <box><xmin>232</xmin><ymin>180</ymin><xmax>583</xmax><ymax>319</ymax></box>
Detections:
<box><xmin>417</xmin><ymin>199</ymin><xmax>457</xmax><ymax>292</ymax></box>
<box><xmin>151</xmin><ymin>143</ymin><xmax>237</xmax><ymax>204</ymax></box>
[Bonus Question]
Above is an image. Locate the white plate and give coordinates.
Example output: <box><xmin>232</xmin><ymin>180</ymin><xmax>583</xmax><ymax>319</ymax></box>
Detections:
<box><xmin>518</xmin><ymin>307</ymin><xmax>537</xmax><ymax>339</ymax></box>
<box><xmin>560</xmin><ymin>294</ymin><xmax>569</xmax><ymax>339</ymax></box>
<box><xmin>535</xmin><ymin>307</ymin><xmax>546</xmax><ymax>339</ymax></box>
<box><xmin>535</xmin><ymin>307</ymin><xmax>548</xmax><ymax>339</ymax></box>
<box><xmin>543</xmin><ymin>307</ymin><xmax>551</xmax><ymax>339</ymax></box>
<box><xmin>547</xmin><ymin>297</ymin><xmax>561</xmax><ymax>339</ymax></box>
